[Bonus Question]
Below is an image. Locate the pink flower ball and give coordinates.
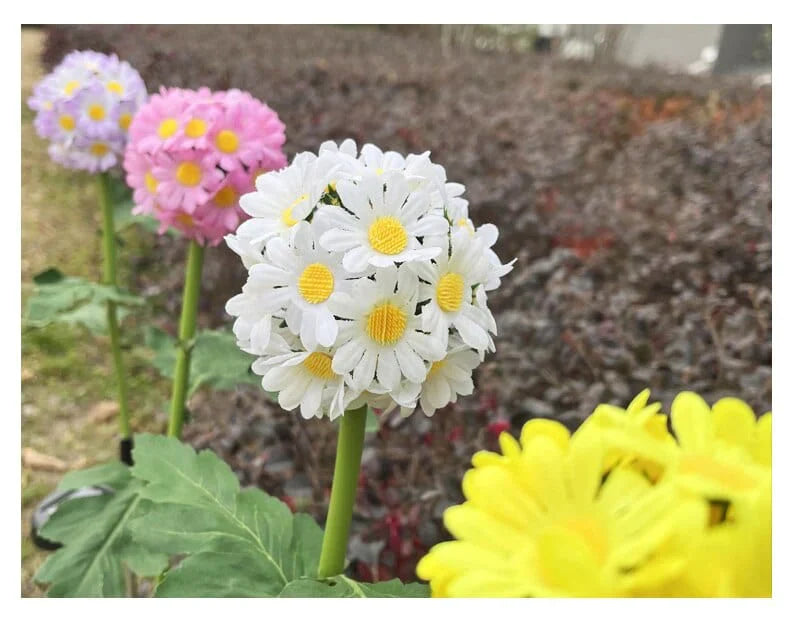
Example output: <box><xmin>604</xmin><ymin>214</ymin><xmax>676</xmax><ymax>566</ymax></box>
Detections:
<box><xmin>123</xmin><ymin>86</ymin><xmax>287</xmax><ymax>246</ymax></box>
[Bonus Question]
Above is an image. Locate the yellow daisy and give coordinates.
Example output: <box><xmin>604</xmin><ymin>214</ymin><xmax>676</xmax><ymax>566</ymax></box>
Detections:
<box><xmin>577</xmin><ymin>388</ymin><xmax>674</xmax><ymax>481</ymax></box>
<box><xmin>416</xmin><ymin>420</ymin><xmax>705</xmax><ymax>597</ymax></box>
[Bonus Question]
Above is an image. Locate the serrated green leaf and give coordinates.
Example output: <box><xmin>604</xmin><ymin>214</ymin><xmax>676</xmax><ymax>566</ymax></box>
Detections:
<box><xmin>128</xmin><ymin>434</ymin><xmax>325</xmax><ymax>597</ymax></box>
<box><xmin>35</xmin><ymin>481</ymin><xmax>143</xmax><ymax>596</ymax></box>
<box><xmin>279</xmin><ymin>576</ymin><xmax>430</xmax><ymax>598</ymax></box>
<box><xmin>145</xmin><ymin>327</ymin><xmax>259</xmax><ymax>396</ymax></box>
<box><xmin>34</xmin><ymin>465</ymin><xmax>168</xmax><ymax>596</ymax></box>
<box><xmin>25</xmin><ymin>270</ymin><xmax>143</xmax><ymax>334</ymax></box>
<box><xmin>58</xmin><ymin>462</ymin><xmax>131</xmax><ymax>492</ymax></box>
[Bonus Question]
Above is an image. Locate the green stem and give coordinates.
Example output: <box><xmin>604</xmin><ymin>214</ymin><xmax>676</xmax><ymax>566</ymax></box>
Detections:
<box><xmin>166</xmin><ymin>240</ymin><xmax>205</xmax><ymax>438</ymax></box>
<box><xmin>318</xmin><ymin>405</ymin><xmax>368</xmax><ymax>578</ymax></box>
<box><xmin>98</xmin><ymin>172</ymin><xmax>131</xmax><ymax>439</ymax></box>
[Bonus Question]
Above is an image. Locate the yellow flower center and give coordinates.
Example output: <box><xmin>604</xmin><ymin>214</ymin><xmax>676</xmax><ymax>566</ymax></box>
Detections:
<box><xmin>303</xmin><ymin>352</ymin><xmax>335</xmax><ymax>380</ymax></box>
<box><xmin>436</xmin><ymin>272</ymin><xmax>464</xmax><ymax>312</ymax></box>
<box><xmin>212</xmin><ymin>186</ymin><xmax>237</xmax><ymax>208</ymax></box>
<box><xmin>215</xmin><ymin>129</ymin><xmax>239</xmax><ymax>153</ymax></box>
<box><xmin>58</xmin><ymin>114</ymin><xmax>75</xmax><ymax>131</ymax></box>
<box><xmin>118</xmin><ymin>113</ymin><xmax>132</xmax><ymax>131</ymax></box>
<box><xmin>145</xmin><ymin>172</ymin><xmax>158</xmax><ymax>194</ymax></box>
<box><xmin>365</xmin><ymin>303</ymin><xmax>408</xmax><ymax>346</ymax></box>
<box><xmin>185</xmin><ymin>118</ymin><xmax>207</xmax><ymax>138</ymax></box>
<box><xmin>63</xmin><ymin>80</ymin><xmax>80</xmax><ymax>95</ymax></box>
<box><xmin>562</xmin><ymin>518</ymin><xmax>608</xmax><ymax>564</ymax></box>
<box><xmin>368</xmin><ymin>216</ymin><xmax>408</xmax><ymax>255</ymax></box>
<box><xmin>678</xmin><ymin>454</ymin><xmax>759</xmax><ymax>493</ymax></box>
<box><xmin>90</xmin><ymin>142</ymin><xmax>109</xmax><ymax>156</ymax></box>
<box><xmin>106</xmin><ymin>80</ymin><xmax>124</xmax><ymax>94</ymax></box>
<box><xmin>428</xmin><ymin>359</ymin><xmax>446</xmax><ymax>377</ymax></box>
<box><xmin>88</xmin><ymin>104</ymin><xmax>106</xmax><ymax>121</ymax></box>
<box><xmin>176</xmin><ymin>162</ymin><xmax>202</xmax><ymax>187</ymax></box>
<box><xmin>176</xmin><ymin>213</ymin><xmax>194</xmax><ymax>228</ymax></box>
<box><xmin>375</xmin><ymin>167</ymin><xmax>385</xmax><ymax>175</ymax></box>
<box><xmin>298</xmin><ymin>263</ymin><xmax>334</xmax><ymax>304</ymax></box>
<box><xmin>157</xmin><ymin>118</ymin><xmax>178</xmax><ymax>139</ymax></box>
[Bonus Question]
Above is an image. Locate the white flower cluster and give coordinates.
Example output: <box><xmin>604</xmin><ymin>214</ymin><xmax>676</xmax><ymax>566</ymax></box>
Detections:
<box><xmin>225</xmin><ymin>140</ymin><xmax>514</xmax><ymax>420</ymax></box>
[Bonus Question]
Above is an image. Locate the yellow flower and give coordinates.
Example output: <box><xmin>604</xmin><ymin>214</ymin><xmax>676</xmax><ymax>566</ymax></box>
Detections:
<box><xmin>659</xmin><ymin>478</ymin><xmax>771</xmax><ymax>597</ymax></box>
<box><xmin>577</xmin><ymin>388</ymin><xmax>673</xmax><ymax>481</ymax></box>
<box><xmin>416</xmin><ymin>420</ymin><xmax>705</xmax><ymax>597</ymax></box>
<box><xmin>662</xmin><ymin>392</ymin><xmax>770</xmax><ymax>501</ymax></box>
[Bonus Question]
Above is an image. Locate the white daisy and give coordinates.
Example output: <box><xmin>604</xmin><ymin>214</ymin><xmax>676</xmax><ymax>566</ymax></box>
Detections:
<box><xmin>473</xmin><ymin>223</ymin><xmax>517</xmax><ymax>291</ymax></box>
<box><xmin>359</xmin><ymin>143</ymin><xmax>407</xmax><ymax>175</ymax></box>
<box><xmin>224</xmin><ymin>228</ymin><xmax>265</xmax><ymax>269</ymax></box>
<box><xmin>244</xmin><ymin>223</ymin><xmax>360</xmax><ymax>350</ymax></box>
<box><xmin>235</xmin><ymin>152</ymin><xmax>335</xmax><ymax>246</ymax></box>
<box><xmin>225</xmin><ymin>286</ymin><xmax>279</xmax><ymax>356</ymax></box>
<box><xmin>410</xmin><ymin>232</ymin><xmax>495</xmax><ymax>353</ymax></box>
<box><xmin>331</xmin><ymin>266</ymin><xmax>444</xmax><ymax>392</ymax></box>
<box><xmin>402</xmin><ymin>340</ymin><xmax>482</xmax><ymax>417</ymax></box>
<box><xmin>317</xmin><ymin>169</ymin><xmax>448</xmax><ymax>272</ymax></box>
<box><xmin>253</xmin><ymin>344</ymin><xmax>355</xmax><ymax>420</ymax></box>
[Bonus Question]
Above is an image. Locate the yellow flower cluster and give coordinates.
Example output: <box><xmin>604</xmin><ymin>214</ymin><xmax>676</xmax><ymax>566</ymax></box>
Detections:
<box><xmin>416</xmin><ymin>390</ymin><xmax>771</xmax><ymax>597</ymax></box>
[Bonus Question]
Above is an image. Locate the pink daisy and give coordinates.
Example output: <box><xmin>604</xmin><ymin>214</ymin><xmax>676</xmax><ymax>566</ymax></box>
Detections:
<box><xmin>128</xmin><ymin>87</ymin><xmax>191</xmax><ymax>153</ymax></box>
<box><xmin>152</xmin><ymin>148</ymin><xmax>224</xmax><ymax>213</ymax></box>
<box><xmin>123</xmin><ymin>146</ymin><xmax>159</xmax><ymax>214</ymax></box>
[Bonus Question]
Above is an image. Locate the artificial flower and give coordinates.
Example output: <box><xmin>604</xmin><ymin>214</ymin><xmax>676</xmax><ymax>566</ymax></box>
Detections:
<box><xmin>124</xmin><ymin>87</ymin><xmax>286</xmax><ymax>246</ymax></box>
<box><xmin>225</xmin><ymin>139</ymin><xmax>513</xmax><ymax>419</ymax></box>
<box><xmin>28</xmin><ymin>50</ymin><xmax>146</xmax><ymax>172</ymax></box>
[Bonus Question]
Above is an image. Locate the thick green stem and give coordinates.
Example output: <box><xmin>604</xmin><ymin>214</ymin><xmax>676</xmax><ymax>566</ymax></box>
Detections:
<box><xmin>98</xmin><ymin>172</ymin><xmax>131</xmax><ymax>439</ymax></box>
<box><xmin>167</xmin><ymin>240</ymin><xmax>205</xmax><ymax>438</ymax></box>
<box><xmin>318</xmin><ymin>406</ymin><xmax>368</xmax><ymax>578</ymax></box>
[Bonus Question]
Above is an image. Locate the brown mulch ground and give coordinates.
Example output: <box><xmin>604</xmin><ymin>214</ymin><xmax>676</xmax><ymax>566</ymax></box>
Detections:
<box><xmin>40</xmin><ymin>25</ymin><xmax>772</xmax><ymax>583</ymax></box>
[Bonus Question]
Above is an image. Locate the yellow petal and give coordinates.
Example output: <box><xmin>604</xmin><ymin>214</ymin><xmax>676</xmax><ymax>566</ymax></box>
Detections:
<box><xmin>498</xmin><ymin>431</ymin><xmax>522</xmax><ymax>458</ymax></box>
<box><xmin>711</xmin><ymin>397</ymin><xmax>756</xmax><ymax>449</ymax></box>
<box><xmin>671</xmin><ymin>391</ymin><xmax>713</xmax><ymax>451</ymax></box>
<box><xmin>754</xmin><ymin>413</ymin><xmax>771</xmax><ymax>467</ymax></box>
<box><xmin>520</xmin><ymin>418</ymin><xmax>570</xmax><ymax>450</ymax></box>
<box><xmin>627</xmin><ymin>388</ymin><xmax>652</xmax><ymax>414</ymax></box>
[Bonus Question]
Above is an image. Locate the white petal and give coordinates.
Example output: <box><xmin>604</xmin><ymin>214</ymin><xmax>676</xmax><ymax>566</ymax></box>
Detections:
<box><xmin>332</xmin><ymin>337</ymin><xmax>366</xmax><ymax>374</ymax></box>
<box><xmin>353</xmin><ymin>348</ymin><xmax>377</xmax><ymax>391</ymax></box>
<box><xmin>394</xmin><ymin>342</ymin><xmax>427</xmax><ymax>384</ymax></box>
<box><xmin>300</xmin><ymin>380</ymin><xmax>324</xmax><ymax>418</ymax></box>
<box><xmin>409</xmin><ymin>214</ymin><xmax>449</xmax><ymax>237</ymax></box>
<box><xmin>406</xmin><ymin>332</ymin><xmax>445</xmax><ymax>362</ymax></box>
<box><xmin>454</xmin><ymin>314</ymin><xmax>490</xmax><ymax>351</ymax></box>
<box><xmin>343</xmin><ymin>245</ymin><xmax>374</xmax><ymax>273</ymax></box>
<box><xmin>376</xmin><ymin>348</ymin><xmax>400</xmax><ymax>390</ymax></box>
<box><xmin>315</xmin><ymin>310</ymin><xmax>339</xmax><ymax>348</ymax></box>
<box><xmin>320</xmin><ymin>228</ymin><xmax>360</xmax><ymax>252</ymax></box>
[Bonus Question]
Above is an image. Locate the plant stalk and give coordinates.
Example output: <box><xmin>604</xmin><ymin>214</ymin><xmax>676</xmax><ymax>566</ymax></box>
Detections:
<box><xmin>166</xmin><ymin>240</ymin><xmax>205</xmax><ymax>438</ymax></box>
<box><xmin>98</xmin><ymin>172</ymin><xmax>132</xmax><ymax>441</ymax></box>
<box><xmin>317</xmin><ymin>405</ymin><xmax>368</xmax><ymax>578</ymax></box>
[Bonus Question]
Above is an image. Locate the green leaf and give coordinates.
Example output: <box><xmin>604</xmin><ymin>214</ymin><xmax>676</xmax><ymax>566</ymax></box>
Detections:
<box><xmin>34</xmin><ymin>466</ymin><xmax>168</xmax><ymax>596</ymax></box>
<box><xmin>25</xmin><ymin>269</ymin><xmax>143</xmax><ymax>334</ymax></box>
<box><xmin>129</xmin><ymin>434</ymin><xmax>325</xmax><ymax>597</ymax></box>
<box><xmin>58</xmin><ymin>462</ymin><xmax>132</xmax><ymax>492</ymax></box>
<box><xmin>280</xmin><ymin>577</ymin><xmax>430</xmax><ymax>598</ymax></box>
<box><xmin>145</xmin><ymin>327</ymin><xmax>259</xmax><ymax>396</ymax></box>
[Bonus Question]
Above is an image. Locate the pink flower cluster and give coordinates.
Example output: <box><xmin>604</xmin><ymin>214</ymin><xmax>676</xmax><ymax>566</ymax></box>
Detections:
<box><xmin>123</xmin><ymin>87</ymin><xmax>286</xmax><ymax>245</ymax></box>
